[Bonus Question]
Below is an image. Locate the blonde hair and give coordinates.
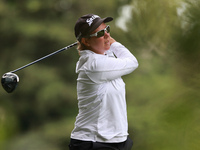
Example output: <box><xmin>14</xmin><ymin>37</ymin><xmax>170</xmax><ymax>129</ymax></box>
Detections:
<box><xmin>77</xmin><ymin>37</ymin><xmax>91</xmax><ymax>51</ymax></box>
<box><xmin>77</xmin><ymin>41</ymin><xmax>87</xmax><ymax>50</ymax></box>
<box><xmin>76</xmin><ymin>40</ymin><xmax>89</xmax><ymax>55</ymax></box>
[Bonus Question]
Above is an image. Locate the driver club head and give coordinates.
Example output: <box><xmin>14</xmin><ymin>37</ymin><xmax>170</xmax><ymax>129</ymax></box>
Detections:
<box><xmin>1</xmin><ymin>72</ymin><xmax>19</xmax><ymax>93</ymax></box>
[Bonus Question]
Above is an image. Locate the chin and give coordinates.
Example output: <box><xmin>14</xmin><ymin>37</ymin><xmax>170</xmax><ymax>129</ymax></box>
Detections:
<box><xmin>105</xmin><ymin>45</ymin><xmax>110</xmax><ymax>50</ymax></box>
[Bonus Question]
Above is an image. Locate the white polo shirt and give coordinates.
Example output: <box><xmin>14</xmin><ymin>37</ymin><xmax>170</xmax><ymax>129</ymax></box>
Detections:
<box><xmin>71</xmin><ymin>42</ymin><xmax>138</xmax><ymax>143</ymax></box>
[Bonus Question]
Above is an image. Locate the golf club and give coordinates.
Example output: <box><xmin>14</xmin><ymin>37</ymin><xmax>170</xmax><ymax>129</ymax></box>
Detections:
<box><xmin>1</xmin><ymin>42</ymin><xmax>78</xmax><ymax>93</ymax></box>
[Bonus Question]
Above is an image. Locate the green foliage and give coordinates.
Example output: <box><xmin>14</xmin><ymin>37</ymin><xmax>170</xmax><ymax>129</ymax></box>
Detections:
<box><xmin>0</xmin><ymin>0</ymin><xmax>200</xmax><ymax>150</ymax></box>
<box><xmin>125</xmin><ymin>56</ymin><xmax>200</xmax><ymax>150</ymax></box>
<box><xmin>174</xmin><ymin>0</ymin><xmax>200</xmax><ymax>89</ymax></box>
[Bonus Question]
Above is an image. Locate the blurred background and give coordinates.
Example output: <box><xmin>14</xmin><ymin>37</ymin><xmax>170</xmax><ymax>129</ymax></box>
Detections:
<box><xmin>0</xmin><ymin>0</ymin><xmax>200</xmax><ymax>149</ymax></box>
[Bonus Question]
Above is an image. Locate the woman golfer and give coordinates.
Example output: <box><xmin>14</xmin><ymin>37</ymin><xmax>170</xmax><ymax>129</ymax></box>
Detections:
<box><xmin>69</xmin><ymin>14</ymin><xmax>138</xmax><ymax>150</ymax></box>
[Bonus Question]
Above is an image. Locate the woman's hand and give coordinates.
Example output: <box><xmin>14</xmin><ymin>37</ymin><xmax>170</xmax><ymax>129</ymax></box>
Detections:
<box><xmin>110</xmin><ymin>37</ymin><xmax>116</xmax><ymax>45</ymax></box>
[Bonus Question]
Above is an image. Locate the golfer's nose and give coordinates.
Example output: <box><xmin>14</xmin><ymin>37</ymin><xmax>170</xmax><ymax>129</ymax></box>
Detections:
<box><xmin>104</xmin><ymin>31</ymin><xmax>110</xmax><ymax>38</ymax></box>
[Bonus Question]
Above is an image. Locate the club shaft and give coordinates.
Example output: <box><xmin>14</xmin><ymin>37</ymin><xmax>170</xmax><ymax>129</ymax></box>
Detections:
<box><xmin>10</xmin><ymin>42</ymin><xmax>78</xmax><ymax>73</ymax></box>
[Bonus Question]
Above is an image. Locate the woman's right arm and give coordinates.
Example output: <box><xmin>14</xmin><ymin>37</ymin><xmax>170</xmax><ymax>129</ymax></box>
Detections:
<box><xmin>85</xmin><ymin>40</ymin><xmax>139</xmax><ymax>83</ymax></box>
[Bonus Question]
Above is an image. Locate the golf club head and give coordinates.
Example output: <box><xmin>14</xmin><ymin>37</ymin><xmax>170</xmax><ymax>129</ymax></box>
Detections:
<box><xmin>1</xmin><ymin>72</ymin><xmax>19</xmax><ymax>93</ymax></box>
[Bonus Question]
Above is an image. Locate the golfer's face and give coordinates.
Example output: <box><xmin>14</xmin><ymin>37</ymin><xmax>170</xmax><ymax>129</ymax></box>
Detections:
<box><xmin>88</xmin><ymin>23</ymin><xmax>111</xmax><ymax>54</ymax></box>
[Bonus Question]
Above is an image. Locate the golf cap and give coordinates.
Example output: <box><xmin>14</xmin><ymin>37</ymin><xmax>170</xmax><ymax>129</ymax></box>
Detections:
<box><xmin>75</xmin><ymin>14</ymin><xmax>113</xmax><ymax>42</ymax></box>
